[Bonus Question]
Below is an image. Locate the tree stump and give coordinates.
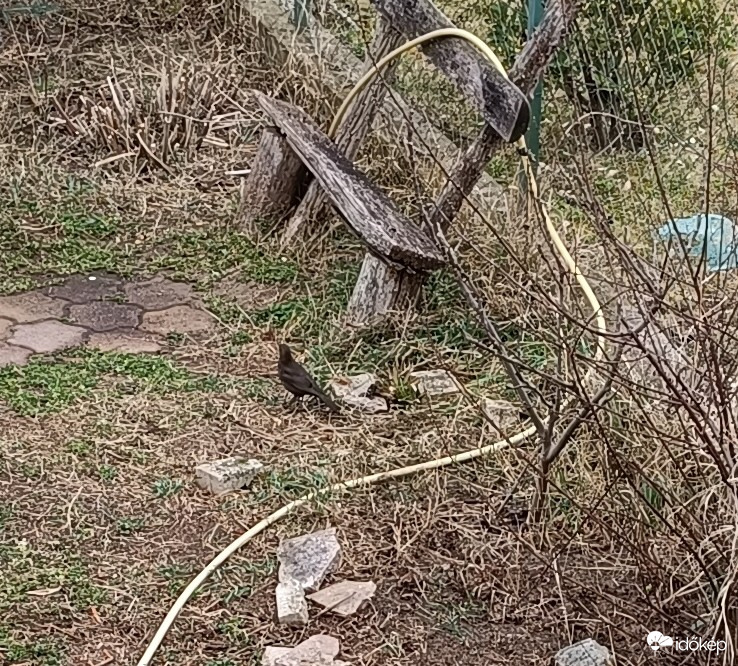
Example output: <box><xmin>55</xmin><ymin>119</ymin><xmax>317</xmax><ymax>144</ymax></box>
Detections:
<box><xmin>238</xmin><ymin>126</ymin><xmax>306</xmax><ymax>235</ymax></box>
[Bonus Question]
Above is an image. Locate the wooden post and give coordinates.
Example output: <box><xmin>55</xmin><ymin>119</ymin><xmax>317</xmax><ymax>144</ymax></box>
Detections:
<box><xmin>238</xmin><ymin>126</ymin><xmax>306</xmax><ymax>235</ymax></box>
<box><xmin>281</xmin><ymin>16</ymin><xmax>405</xmax><ymax>247</ymax></box>
<box><xmin>347</xmin><ymin>0</ymin><xmax>581</xmax><ymax>326</ymax></box>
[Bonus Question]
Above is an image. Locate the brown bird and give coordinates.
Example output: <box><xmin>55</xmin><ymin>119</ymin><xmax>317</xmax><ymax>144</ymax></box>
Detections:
<box><xmin>278</xmin><ymin>343</ymin><xmax>339</xmax><ymax>413</ymax></box>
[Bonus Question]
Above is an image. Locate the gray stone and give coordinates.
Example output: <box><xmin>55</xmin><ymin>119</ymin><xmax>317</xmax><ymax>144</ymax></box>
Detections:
<box><xmin>86</xmin><ymin>331</ymin><xmax>162</xmax><ymax>354</ymax></box>
<box><xmin>409</xmin><ymin>369</ymin><xmax>461</xmax><ymax>397</ymax></box>
<box><xmin>0</xmin><ymin>343</ymin><xmax>32</xmax><ymax>367</ymax></box>
<box><xmin>278</xmin><ymin>528</ymin><xmax>341</xmax><ymax>593</ymax></box>
<box><xmin>140</xmin><ymin>305</ymin><xmax>214</xmax><ymax>335</ymax></box>
<box><xmin>0</xmin><ymin>291</ymin><xmax>67</xmax><ymax>323</ymax></box>
<box><xmin>0</xmin><ymin>318</ymin><xmax>13</xmax><ymax>340</ymax></box>
<box><xmin>481</xmin><ymin>398</ymin><xmax>522</xmax><ymax>433</ymax></box>
<box><xmin>327</xmin><ymin>374</ymin><xmax>388</xmax><ymax>413</ymax></box>
<box><xmin>45</xmin><ymin>274</ymin><xmax>123</xmax><ymax>303</ymax></box>
<box><xmin>123</xmin><ymin>277</ymin><xmax>194</xmax><ymax>310</ymax></box>
<box><xmin>555</xmin><ymin>639</ymin><xmax>613</xmax><ymax>666</ymax></box>
<box><xmin>8</xmin><ymin>320</ymin><xmax>87</xmax><ymax>354</ymax></box>
<box><xmin>307</xmin><ymin>580</ymin><xmax>376</xmax><ymax>616</ymax></box>
<box><xmin>275</xmin><ymin>579</ymin><xmax>309</xmax><ymax>627</ymax></box>
<box><xmin>195</xmin><ymin>457</ymin><xmax>264</xmax><ymax>495</ymax></box>
<box><xmin>68</xmin><ymin>302</ymin><xmax>141</xmax><ymax>332</ymax></box>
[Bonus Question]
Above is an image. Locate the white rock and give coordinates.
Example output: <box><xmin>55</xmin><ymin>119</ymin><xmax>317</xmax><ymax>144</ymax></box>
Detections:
<box><xmin>555</xmin><ymin>639</ymin><xmax>613</xmax><ymax>666</ymax></box>
<box><xmin>307</xmin><ymin>580</ymin><xmax>376</xmax><ymax>616</ymax></box>
<box><xmin>195</xmin><ymin>457</ymin><xmax>264</xmax><ymax>495</ymax></box>
<box><xmin>408</xmin><ymin>369</ymin><xmax>461</xmax><ymax>397</ymax></box>
<box><xmin>276</xmin><ymin>578</ymin><xmax>308</xmax><ymax>627</ymax></box>
<box><xmin>267</xmin><ymin>635</ymin><xmax>341</xmax><ymax>666</ymax></box>
<box><xmin>278</xmin><ymin>528</ymin><xmax>341</xmax><ymax>593</ymax></box>
<box><xmin>481</xmin><ymin>398</ymin><xmax>522</xmax><ymax>433</ymax></box>
<box><xmin>327</xmin><ymin>374</ymin><xmax>388</xmax><ymax>413</ymax></box>
<box><xmin>263</xmin><ymin>647</ymin><xmax>293</xmax><ymax>666</ymax></box>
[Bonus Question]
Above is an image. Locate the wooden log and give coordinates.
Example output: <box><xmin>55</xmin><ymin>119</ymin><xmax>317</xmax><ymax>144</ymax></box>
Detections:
<box><xmin>238</xmin><ymin>126</ymin><xmax>306</xmax><ymax>234</ymax></box>
<box><xmin>348</xmin><ymin>0</ymin><xmax>580</xmax><ymax>326</ymax></box>
<box><xmin>372</xmin><ymin>0</ymin><xmax>530</xmax><ymax>143</ymax></box>
<box><xmin>281</xmin><ymin>16</ymin><xmax>405</xmax><ymax>247</ymax></box>
<box><xmin>255</xmin><ymin>92</ymin><xmax>445</xmax><ymax>271</ymax></box>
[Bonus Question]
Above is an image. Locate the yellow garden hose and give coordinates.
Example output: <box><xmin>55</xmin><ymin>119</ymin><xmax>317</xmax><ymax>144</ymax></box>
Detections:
<box><xmin>136</xmin><ymin>28</ymin><xmax>607</xmax><ymax>666</ymax></box>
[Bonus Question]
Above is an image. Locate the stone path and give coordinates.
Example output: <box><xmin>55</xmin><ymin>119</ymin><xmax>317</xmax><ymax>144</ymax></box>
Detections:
<box><xmin>0</xmin><ymin>274</ymin><xmax>215</xmax><ymax>368</ymax></box>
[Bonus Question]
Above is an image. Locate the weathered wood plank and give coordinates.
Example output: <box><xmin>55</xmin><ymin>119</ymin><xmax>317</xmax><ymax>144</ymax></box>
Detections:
<box><xmin>349</xmin><ymin>0</ymin><xmax>580</xmax><ymax>326</ymax></box>
<box><xmin>255</xmin><ymin>92</ymin><xmax>445</xmax><ymax>271</ymax></box>
<box><xmin>238</xmin><ymin>126</ymin><xmax>306</xmax><ymax>234</ymax></box>
<box><xmin>372</xmin><ymin>0</ymin><xmax>530</xmax><ymax>143</ymax></box>
<box><xmin>281</xmin><ymin>16</ymin><xmax>405</xmax><ymax>247</ymax></box>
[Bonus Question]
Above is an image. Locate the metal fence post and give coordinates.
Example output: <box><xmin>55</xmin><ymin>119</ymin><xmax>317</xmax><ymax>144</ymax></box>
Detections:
<box><xmin>522</xmin><ymin>0</ymin><xmax>544</xmax><ymax>180</ymax></box>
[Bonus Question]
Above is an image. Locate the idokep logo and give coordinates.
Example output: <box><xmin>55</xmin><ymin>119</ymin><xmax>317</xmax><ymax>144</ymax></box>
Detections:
<box><xmin>646</xmin><ymin>631</ymin><xmax>727</xmax><ymax>654</ymax></box>
<box><xmin>647</xmin><ymin>632</ymin><xmax>673</xmax><ymax>651</ymax></box>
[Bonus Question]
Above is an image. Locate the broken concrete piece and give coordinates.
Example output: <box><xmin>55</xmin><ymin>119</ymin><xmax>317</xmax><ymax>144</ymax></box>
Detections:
<box><xmin>195</xmin><ymin>457</ymin><xmax>264</xmax><ymax>494</ymax></box>
<box><xmin>268</xmin><ymin>635</ymin><xmax>341</xmax><ymax>666</ymax></box>
<box><xmin>276</xmin><ymin>578</ymin><xmax>309</xmax><ymax>627</ymax></box>
<box><xmin>408</xmin><ymin>369</ymin><xmax>461</xmax><ymax>397</ymax></box>
<box><xmin>481</xmin><ymin>398</ymin><xmax>522</xmax><ymax>432</ymax></box>
<box><xmin>327</xmin><ymin>373</ymin><xmax>388</xmax><ymax>413</ymax></box>
<box><xmin>307</xmin><ymin>580</ymin><xmax>376</xmax><ymax>616</ymax></box>
<box><xmin>278</xmin><ymin>528</ymin><xmax>341</xmax><ymax>593</ymax></box>
<box><xmin>263</xmin><ymin>647</ymin><xmax>293</xmax><ymax>666</ymax></box>
<box><xmin>555</xmin><ymin>639</ymin><xmax>613</xmax><ymax>666</ymax></box>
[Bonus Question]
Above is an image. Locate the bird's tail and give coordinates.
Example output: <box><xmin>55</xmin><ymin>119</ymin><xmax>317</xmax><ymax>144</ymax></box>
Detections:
<box><xmin>313</xmin><ymin>388</ymin><xmax>340</xmax><ymax>413</ymax></box>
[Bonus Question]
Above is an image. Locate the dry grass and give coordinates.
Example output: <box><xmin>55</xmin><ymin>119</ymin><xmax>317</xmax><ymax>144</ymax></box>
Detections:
<box><xmin>1</xmin><ymin>1</ymin><xmax>738</xmax><ymax>666</ymax></box>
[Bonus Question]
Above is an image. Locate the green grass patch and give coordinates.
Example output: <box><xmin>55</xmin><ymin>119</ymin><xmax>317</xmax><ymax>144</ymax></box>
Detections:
<box><xmin>0</xmin><ymin>350</ymin><xmax>231</xmax><ymax>416</ymax></box>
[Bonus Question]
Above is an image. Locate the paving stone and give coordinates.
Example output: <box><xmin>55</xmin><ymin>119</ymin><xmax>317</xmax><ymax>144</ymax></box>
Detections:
<box><xmin>278</xmin><ymin>528</ymin><xmax>341</xmax><ymax>593</ymax></box>
<box><xmin>276</xmin><ymin>579</ymin><xmax>309</xmax><ymax>627</ymax></box>
<box><xmin>140</xmin><ymin>305</ymin><xmax>214</xmax><ymax>335</ymax></box>
<box><xmin>195</xmin><ymin>457</ymin><xmax>264</xmax><ymax>494</ymax></box>
<box><xmin>68</xmin><ymin>302</ymin><xmax>141</xmax><ymax>332</ymax></box>
<box><xmin>307</xmin><ymin>580</ymin><xmax>376</xmax><ymax>616</ymax></box>
<box><xmin>0</xmin><ymin>291</ymin><xmax>67</xmax><ymax>323</ymax></box>
<box><xmin>327</xmin><ymin>374</ymin><xmax>388</xmax><ymax>414</ymax></box>
<box><xmin>45</xmin><ymin>274</ymin><xmax>123</xmax><ymax>303</ymax></box>
<box><xmin>409</xmin><ymin>369</ymin><xmax>461</xmax><ymax>397</ymax></box>
<box><xmin>8</xmin><ymin>320</ymin><xmax>87</xmax><ymax>354</ymax></box>
<box><xmin>555</xmin><ymin>639</ymin><xmax>613</xmax><ymax>666</ymax></box>
<box><xmin>0</xmin><ymin>318</ymin><xmax>13</xmax><ymax>340</ymax></box>
<box><xmin>86</xmin><ymin>330</ymin><xmax>162</xmax><ymax>354</ymax></box>
<box><xmin>0</xmin><ymin>343</ymin><xmax>33</xmax><ymax>367</ymax></box>
<box><xmin>124</xmin><ymin>277</ymin><xmax>194</xmax><ymax>310</ymax></box>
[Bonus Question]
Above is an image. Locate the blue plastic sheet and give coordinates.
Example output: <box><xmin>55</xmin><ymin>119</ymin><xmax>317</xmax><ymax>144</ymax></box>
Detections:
<box><xmin>656</xmin><ymin>213</ymin><xmax>738</xmax><ymax>272</ymax></box>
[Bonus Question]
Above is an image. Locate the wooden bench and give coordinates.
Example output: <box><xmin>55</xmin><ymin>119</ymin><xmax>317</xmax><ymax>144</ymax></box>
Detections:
<box><xmin>255</xmin><ymin>92</ymin><xmax>446</xmax><ymax>272</ymax></box>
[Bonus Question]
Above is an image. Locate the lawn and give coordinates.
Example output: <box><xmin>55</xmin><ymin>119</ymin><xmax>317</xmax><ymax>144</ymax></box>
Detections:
<box><xmin>1</xmin><ymin>2</ymin><xmax>736</xmax><ymax>666</ymax></box>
